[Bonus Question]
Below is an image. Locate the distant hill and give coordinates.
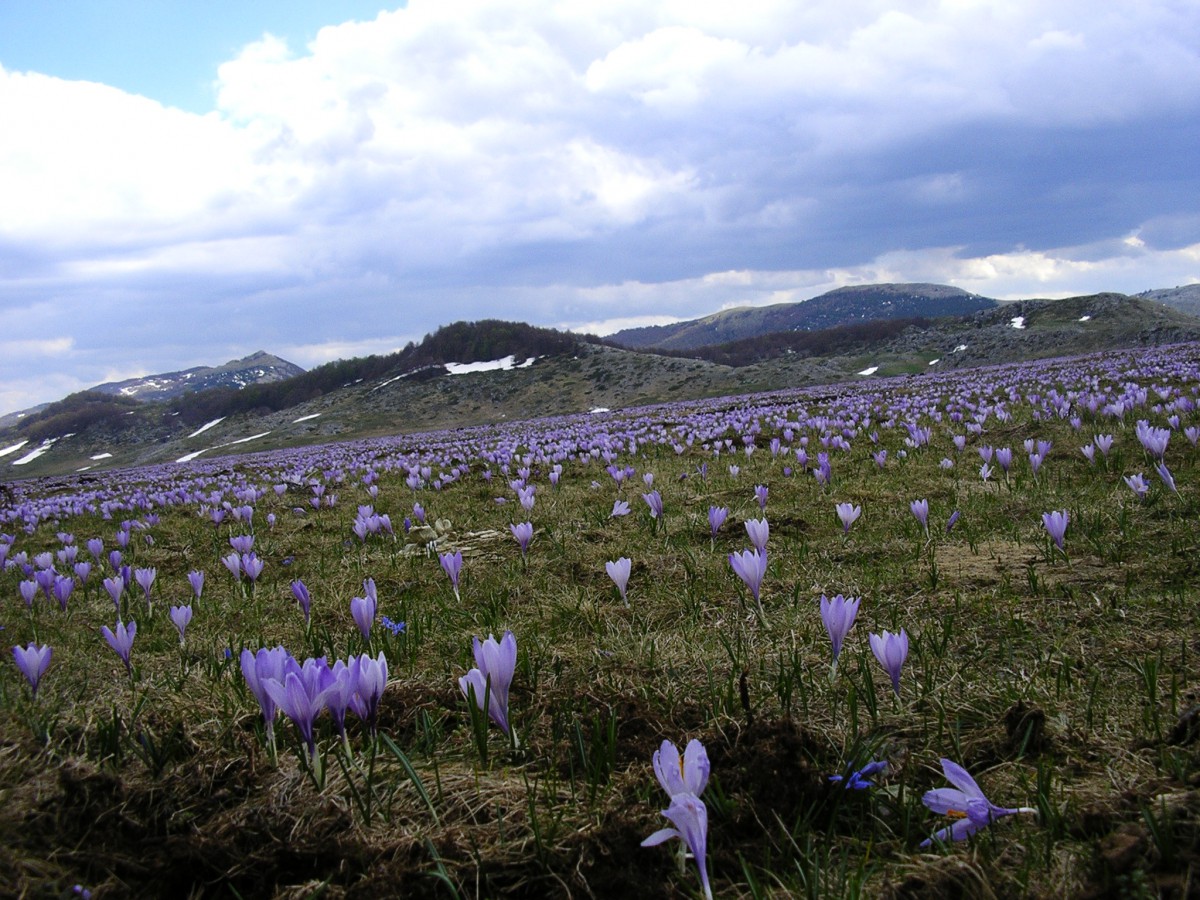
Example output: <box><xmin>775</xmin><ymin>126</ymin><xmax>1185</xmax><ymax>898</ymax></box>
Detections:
<box><xmin>609</xmin><ymin>283</ymin><xmax>997</xmax><ymax>350</ymax></box>
<box><xmin>91</xmin><ymin>351</ymin><xmax>305</xmax><ymax>403</ymax></box>
<box><xmin>1136</xmin><ymin>285</ymin><xmax>1200</xmax><ymax>318</ymax></box>
<box><xmin>5</xmin><ymin>295</ymin><xmax>1200</xmax><ymax>479</ymax></box>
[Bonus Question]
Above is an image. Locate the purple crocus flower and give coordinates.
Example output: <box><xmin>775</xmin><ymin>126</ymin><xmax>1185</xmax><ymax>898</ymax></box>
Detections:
<box><xmin>52</xmin><ymin>575</ymin><xmax>74</xmax><ymax>611</ymax></box>
<box><xmin>946</xmin><ymin>510</ymin><xmax>961</xmax><ymax>533</ymax></box>
<box><xmin>728</xmin><ymin>548</ymin><xmax>767</xmax><ymax>609</ymax></box>
<box><xmin>1156</xmin><ymin>461</ymin><xmax>1179</xmax><ymax>495</ymax></box>
<box><xmin>169</xmin><ymin>604</ymin><xmax>193</xmax><ymax>644</ymax></box>
<box><xmin>86</xmin><ymin>537</ymin><xmax>104</xmax><ymax>563</ymax></box>
<box><xmin>19</xmin><ymin>579</ymin><xmax>37</xmax><ymax>608</ymax></box>
<box><xmin>221</xmin><ymin>552</ymin><xmax>242</xmax><ymax>579</ymax></box>
<box><xmin>642</xmin><ymin>793</ymin><xmax>712</xmax><ymax>900</ymax></box>
<box><xmin>458</xmin><ymin>630</ymin><xmax>517</xmax><ymax>735</ymax></box>
<box><xmin>611</xmin><ymin>499</ymin><xmax>631</xmax><ymax>518</ymax></box>
<box><xmin>829</xmin><ymin>759</ymin><xmax>888</xmax><ymax>790</ymax></box>
<box><xmin>323</xmin><ymin>659</ymin><xmax>359</xmax><ymax>743</ymax></box>
<box><xmin>707</xmin><ymin>506</ymin><xmax>728</xmax><ymax>537</ymax></box>
<box><xmin>102</xmin><ymin>575</ymin><xmax>123</xmax><ymax>612</ymax></box>
<box><xmin>133</xmin><ymin>566</ymin><xmax>156</xmax><ymax>607</ymax></box>
<box><xmin>187</xmin><ymin>570</ymin><xmax>204</xmax><ymax>599</ymax></box>
<box><xmin>240</xmin><ymin>646</ymin><xmax>291</xmax><ymax>744</ymax></box>
<box><xmin>820</xmin><ymin>594</ymin><xmax>861</xmax><ymax>665</ymax></box>
<box><xmin>920</xmin><ymin>758</ymin><xmax>1036</xmax><ymax>846</ymax></box>
<box><xmin>350</xmin><ymin>651</ymin><xmax>389</xmax><ymax>733</ymax></box>
<box><xmin>350</xmin><ymin>589</ymin><xmax>377</xmax><ymax>642</ymax></box>
<box><xmin>510</xmin><ymin>521</ymin><xmax>534</xmax><ymax>557</ymax></box>
<box><xmin>1125</xmin><ymin>472</ymin><xmax>1150</xmax><ymax>499</ymax></box>
<box><xmin>101</xmin><ymin>620</ymin><xmax>137</xmax><ymax>673</ymax></box>
<box><xmin>229</xmin><ymin>534</ymin><xmax>255</xmax><ymax>555</ymax></box>
<box><xmin>910</xmin><ymin>499</ymin><xmax>930</xmax><ymax>535</ymax></box>
<box><xmin>440</xmin><ymin>550</ymin><xmax>464</xmax><ymax>599</ymax></box>
<box><xmin>754</xmin><ymin>484</ymin><xmax>768</xmax><ymax>510</ymax></box>
<box><xmin>744</xmin><ymin>517</ymin><xmax>769</xmax><ymax>554</ymax></box>
<box><xmin>74</xmin><ymin>561</ymin><xmax>92</xmax><ymax>584</ymax></box>
<box><xmin>1042</xmin><ymin>510</ymin><xmax>1069</xmax><ymax>551</ymax></box>
<box><xmin>642</xmin><ymin>490</ymin><xmax>663</xmax><ymax>519</ymax></box>
<box><xmin>869</xmin><ymin>628</ymin><xmax>908</xmax><ymax>697</ymax></box>
<box><xmin>606</xmin><ymin>557</ymin><xmax>632</xmax><ymax>605</ymax></box>
<box><xmin>241</xmin><ymin>553</ymin><xmax>265</xmax><ymax>583</ymax></box>
<box><xmin>652</xmin><ymin>738</ymin><xmax>709</xmax><ymax>799</ymax></box>
<box><xmin>263</xmin><ymin>661</ymin><xmax>331</xmax><ymax>763</ymax></box>
<box><xmin>12</xmin><ymin>643</ymin><xmax>52</xmax><ymax>698</ymax></box>
<box><xmin>835</xmin><ymin>502</ymin><xmax>861</xmax><ymax>535</ymax></box>
<box><xmin>291</xmin><ymin>580</ymin><xmax>312</xmax><ymax>624</ymax></box>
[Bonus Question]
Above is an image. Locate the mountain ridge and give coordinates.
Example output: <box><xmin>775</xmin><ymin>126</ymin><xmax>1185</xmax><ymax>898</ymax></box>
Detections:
<box><xmin>609</xmin><ymin>282</ymin><xmax>997</xmax><ymax>350</ymax></box>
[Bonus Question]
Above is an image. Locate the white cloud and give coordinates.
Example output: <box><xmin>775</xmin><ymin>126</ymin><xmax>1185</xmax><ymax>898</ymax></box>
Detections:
<box><xmin>0</xmin><ymin>1</ymin><xmax>1198</xmax><ymax>416</ymax></box>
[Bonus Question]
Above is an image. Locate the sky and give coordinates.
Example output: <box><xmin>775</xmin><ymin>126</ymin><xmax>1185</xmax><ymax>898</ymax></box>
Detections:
<box><xmin>1</xmin><ymin>1</ymin><xmax>1199</xmax><ymax>418</ymax></box>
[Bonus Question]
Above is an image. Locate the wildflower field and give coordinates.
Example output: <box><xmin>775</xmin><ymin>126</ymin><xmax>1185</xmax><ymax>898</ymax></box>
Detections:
<box><xmin>4</xmin><ymin>343</ymin><xmax>1200</xmax><ymax>898</ymax></box>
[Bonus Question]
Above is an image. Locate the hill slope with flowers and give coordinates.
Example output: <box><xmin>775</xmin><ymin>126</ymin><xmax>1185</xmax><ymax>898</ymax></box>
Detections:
<box><xmin>3</xmin><ymin>340</ymin><xmax>1200</xmax><ymax>895</ymax></box>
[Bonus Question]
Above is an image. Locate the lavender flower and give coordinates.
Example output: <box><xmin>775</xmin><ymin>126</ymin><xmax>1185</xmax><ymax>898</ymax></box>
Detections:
<box><xmin>744</xmin><ymin>517</ymin><xmax>769</xmax><ymax>554</ymax></box>
<box><xmin>241</xmin><ymin>553</ymin><xmax>265</xmax><ymax>582</ymax></box>
<box><xmin>606</xmin><ymin>557</ymin><xmax>632</xmax><ymax>605</ymax></box>
<box><xmin>510</xmin><ymin>521</ymin><xmax>534</xmax><ymax>557</ymax></box>
<box><xmin>835</xmin><ymin>502</ymin><xmax>861</xmax><ymax>535</ymax></box>
<box><xmin>187</xmin><ymin>570</ymin><xmax>204</xmax><ymax>599</ymax></box>
<box><xmin>754</xmin><ymin>484</ymin><xmax>768</xmax><ymax>510</ymax></box>
<box><xmin>652</xmin><ymin>738</ymin><xmax>710</xmax><ymax>799</ymax></box>
<box><xmin>440</xmin><ymin>550</ymin><xmax>464</xmax><ymax>600</ymax></box>
<box><xmin>642</xmin><ymin>793</ymin><xmax>712</xmax><ymax>900</ymax></box>
<box><xmin>820</xmin><ymin>594</ymin><xmax>861</xmax><ymax>665</ymax></box>
<box><xmin>910</xmin><ymin>499</ymin><xmax>929</xmax><ymax>535</ymax></box>
<box><xmin>1125</xmin><ymin>472</ymin><xmax>1150</xmax><ymax>499</ymax></box>
<box><xmin>12</xmin><ymin>643</ymin><xmax>51</xmax><ymax>698</ymax></box>
<box><xmin>611</xmin><ymin>499</ymin><xmax>631</xmax><ymax>518</ymax></box>
<box><xmin>240</xmin><ymin>646</ymin><xmax>291</xmax><ymax>744</ymax></box>
<box><xmin>1042</xmin><ymin>510</ymin><xmax>1069</xmax><ymax>551</ymax></box>
<box><xmin>291</xmin><ymin>579</ymin><xmax>311</xmax><ymax>624</ymax></box>
<box><xmin>707</xmin><ymin>506</ymin><xmax>728</xmax><ymax>538</ymax></box>
<box><xmin>1156</xmin><ymin>461</ymin><xmax>1179</xmax><ymax>495</ymax></box>
<box><xmin>728</xmin><ymin>548</ymin><xmax>767</xmax><ymax>610</ymax></box>
<box><xmin>350</xmin><ymin>651</ymin><xmax>389</xmax><ymax>733</ymax></box>
<box><xmin>920</xmin><ymin>758</ymin><xmax>1036</xmax><ymax>846</ymax></box>
<box><xmin>263</xmin><ymin>660</ymin><xmax>331</xmax><ymax>763</ymax></box>
<box><xmin>642</xmin><ymin>490</ymin><xmax>664</xmax><ymax>519</ymax></box>
<box><xmin>169</xmin><ymin>604</ymin><xmax>193</xmax><ymax>644</ymax></box>
<box><xmin>133</xmin><ymin>566</ymin><xmax>156</xmax><ymax>608</ymax></box>
<box><xmin>350</xmin><ymin>587</ymin><xmax>377</xmax><ymax>642</ymax></box>
<box><xmin>101</xmin><ymin>620</ymin><xmax>137</xmax><ymax>673</ymax></box>
<box><xmin>458</xmin><ymin>630</ymin><xmax>517</xmax><ymax>734</ymax></box>
<box><xmin>869</xmin><ymin>628</ymin><xmax>908</xmax><ymax>697</ymax></box>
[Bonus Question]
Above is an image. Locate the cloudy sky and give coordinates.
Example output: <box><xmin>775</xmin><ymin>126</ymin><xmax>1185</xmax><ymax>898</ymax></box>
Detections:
<box><xmin>1</xmin><ymin>1</ymin><xmax>1198</xmax><ymax>417</ymax></box>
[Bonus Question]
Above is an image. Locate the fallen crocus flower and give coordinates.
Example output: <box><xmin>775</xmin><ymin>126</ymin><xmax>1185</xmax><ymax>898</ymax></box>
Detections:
<box><xmin>920</xmin><ymin>758</ymin><xmax>1036</xmax><ymax>846</ymax></box>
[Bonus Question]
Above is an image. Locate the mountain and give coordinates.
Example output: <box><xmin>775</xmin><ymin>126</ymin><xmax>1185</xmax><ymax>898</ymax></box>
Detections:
<box><xmin>90</xmin><ymin>351</ymin><xmax>305</xmax><ymax>403</ymax></box>
<box><xmin>4</xmin><ymin>295</ymin><xmax>1200</xmax><ymax>479</ymax></box>
<box><xmin>1136</xmin><ymin>285</ymin><xmax>1200</xmax><ymax>318</ymax></box>
<box><xmin>609</xmin><ymin>283</ymin><xmax>997</xmax><ymax>350</ymax></box>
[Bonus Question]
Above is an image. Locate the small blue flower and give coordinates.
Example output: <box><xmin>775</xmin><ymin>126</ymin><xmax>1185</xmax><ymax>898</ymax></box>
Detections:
<box><xmin>381</xmin><ymin>616</ymin><xmax>407</xmax><ymax>635</ymax></box>
<box><xmin>829</xmin><ymin>759</ymin><xmax>887</xmax><ymax>790</ymax></box>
